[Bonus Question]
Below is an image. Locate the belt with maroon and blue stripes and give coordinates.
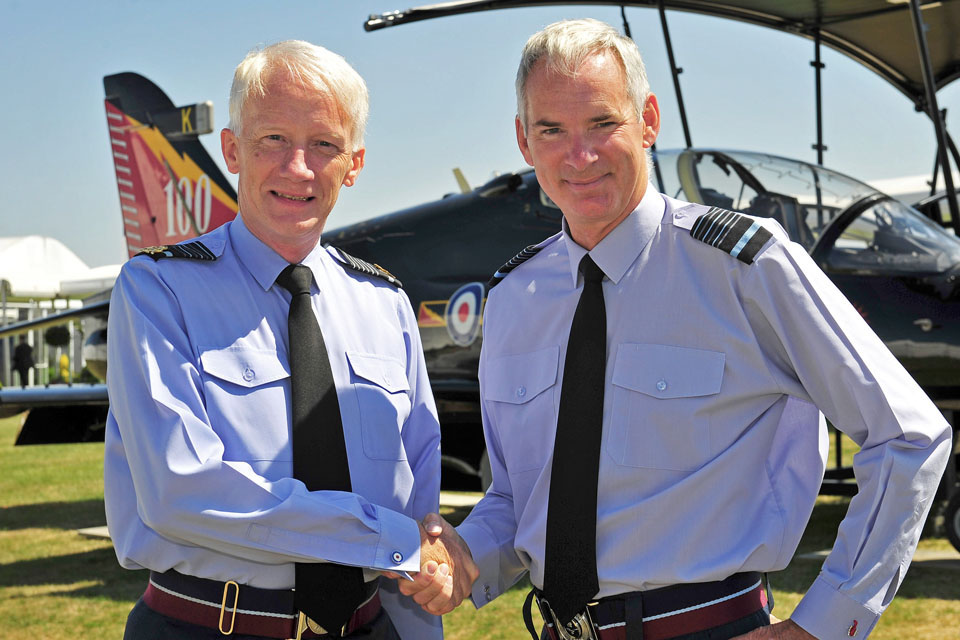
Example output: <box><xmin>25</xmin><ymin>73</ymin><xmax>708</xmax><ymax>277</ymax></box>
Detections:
<box><xmin>144</xmin><ymin>569</ymin><xmax>380</xmax><ymax>638</ymax></box>
<box><xmin>530</xmin><ymin>572</ymin><xmax>769</xmax><ymax>640</ymax></box>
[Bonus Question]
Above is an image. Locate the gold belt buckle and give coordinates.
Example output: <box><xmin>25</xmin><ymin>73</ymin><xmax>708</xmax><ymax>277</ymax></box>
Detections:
<box><xmin>295</xmin><ymin>612</ymin><xmax>349</xmax><ymax>638</ymax></box>
<box><xmin>219</xmin><ymin>580</ymin><xmax>239</xmax><ymax>635</ymax></box>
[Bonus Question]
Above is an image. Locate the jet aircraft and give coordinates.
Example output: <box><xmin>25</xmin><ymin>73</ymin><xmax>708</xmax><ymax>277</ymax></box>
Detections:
<box><xmin>329</xmin><ymin>149</ymin><xmax>960</xmax><ymax>491</ymax></box>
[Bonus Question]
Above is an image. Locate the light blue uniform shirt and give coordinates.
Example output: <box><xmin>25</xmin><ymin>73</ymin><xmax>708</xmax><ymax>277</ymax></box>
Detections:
<box><xmin>458</xmin><ymin>187</ymin><xmax>951</xmax><ymax>640</ymax></box>
<box><xmin>104</xmin><ymin>215</ymin><xmax>442</xmax><ymax>639</ymax></box>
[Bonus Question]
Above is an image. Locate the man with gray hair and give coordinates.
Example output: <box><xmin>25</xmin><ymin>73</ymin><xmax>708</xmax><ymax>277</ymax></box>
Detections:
<box><xmin>401</xmin><ymin>18</ymin><xmax>950</xmax><ymax>640</ymax></box>
<box><xmin>105</xmin><ymin>40</ymin><xmax>474</xmax><ymax>640</ymax></box>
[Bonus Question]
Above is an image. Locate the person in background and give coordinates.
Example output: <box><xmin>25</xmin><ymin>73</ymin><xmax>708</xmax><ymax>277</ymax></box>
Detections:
<box><xmin>13</xmin><ymin>336</ymin><xmax>33</xmax><ymax>387</ymax></box>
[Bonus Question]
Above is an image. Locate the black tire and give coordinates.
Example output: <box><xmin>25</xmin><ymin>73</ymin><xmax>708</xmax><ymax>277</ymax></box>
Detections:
<box><xmin>945</xmin><ymin>491</ymin><xmax>960</xmax><ymax>553</ymax></box>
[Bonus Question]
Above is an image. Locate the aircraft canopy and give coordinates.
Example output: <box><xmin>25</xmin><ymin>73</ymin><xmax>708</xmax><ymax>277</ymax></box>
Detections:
<box><xmin>365</xmin><ymin>0</ymin><xmax>960</xmax><ymax>110</ymax></box>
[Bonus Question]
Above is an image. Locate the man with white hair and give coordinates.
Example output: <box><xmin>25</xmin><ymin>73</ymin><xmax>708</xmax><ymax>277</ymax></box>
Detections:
<box><xmin>402</xmin><ymin>18</ymin><xmax>950</xmax><ymax>640</ymax></box>
<box><xmin>105</xmin><ymin>40</ymin><xmax>474</xmax><ymax>640</ymax></box>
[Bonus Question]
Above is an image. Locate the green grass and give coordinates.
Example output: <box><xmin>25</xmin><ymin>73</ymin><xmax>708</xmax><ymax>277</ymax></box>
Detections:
<box><xmin>1</xmin><ymin>416</ymin><xmax>957</xmax><ymax>639</ymax></box>
<box><xmin>0</xmin><ymin>413</ymin><xmax>145</xmax><ymax>639</ymax></box>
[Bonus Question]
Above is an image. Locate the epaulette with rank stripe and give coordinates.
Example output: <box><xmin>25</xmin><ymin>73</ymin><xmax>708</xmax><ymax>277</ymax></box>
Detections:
<box><xmin>136</xmin><ymin>241</ymin><xmax>216</xmax><ymax>262</ymax></box>
<box><xmin>690</xmin><ymin>208</ymin><xmax>773</xmax><ymax>264</ymax></box>
<box><xmin>488</xmin><ymin>244</ymin><xmax>543</xmax><ymax>289</ymax></box>
<box><xmin>335</xmin><ymin>248</ymin><xmax>402</xmax><ymax>288</ymax></box>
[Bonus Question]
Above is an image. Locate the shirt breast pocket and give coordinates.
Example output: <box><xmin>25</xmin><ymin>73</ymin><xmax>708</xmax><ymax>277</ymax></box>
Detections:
<box><xmin>346</xmin><ymin>351</ymin><xmax>411</xmax><ymax>461</ymax></box>
<box><xmin>483</xmin><ymin>346</ymin><xmax>559</xmax><ymax>474</ymax></box>
<box><xmin>608</xmin><ymin>344</ymin><xmax>724</xmax><ymax>471</ymax></box>
<box><xmin>199</xmin><ymin>345</ymin><xmax>291</xmax><ymax>462</ymax></box>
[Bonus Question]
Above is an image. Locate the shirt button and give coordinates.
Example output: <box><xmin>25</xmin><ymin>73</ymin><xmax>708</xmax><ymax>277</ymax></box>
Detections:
<box><xmin>516</xmin><ymin>386</ymin><xmax>526</xmax><ymax>398</ymax></box>
<box><xmin>483</xmin><ymin>584</ymin><xmax>492</xmax><ymax>601</ymax></box>
<box><xmin>392</xmin><ymin>551</ymin><xmax>403</xmax><ymax>565</ymax></box>
<box><xmin>656</xmin><ymin>379</ymin><xmax>667</xmax><ymax>392</ymax></box>
<box><xmin>242</xmin><ymin>367</ymin><xmax>255</xmax><ymax>382</ymax></box>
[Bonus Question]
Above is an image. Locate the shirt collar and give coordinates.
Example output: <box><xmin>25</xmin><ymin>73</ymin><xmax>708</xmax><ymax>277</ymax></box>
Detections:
<box><xmin>562</xmin><ymin>184</ymin><xmax>664</xmax><ymax>287</ymax></box>
<box><xmin>230</xmin><ymin>213</ymin><xmax>326</xmax><ymax>292</ymax></box>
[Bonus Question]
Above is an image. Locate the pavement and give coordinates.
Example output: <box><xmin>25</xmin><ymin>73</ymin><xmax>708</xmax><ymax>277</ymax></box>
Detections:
<box><xmin>77</xmin><ymin>491</ymin><xmax>486</xmax><ymax>541</ymax></box>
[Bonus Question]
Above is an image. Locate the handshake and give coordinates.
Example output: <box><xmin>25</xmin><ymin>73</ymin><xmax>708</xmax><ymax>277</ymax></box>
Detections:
<box><xmin>383</xmin><ymin>513</ymin><xmax>480</xmax><ymax>615</ymax></box>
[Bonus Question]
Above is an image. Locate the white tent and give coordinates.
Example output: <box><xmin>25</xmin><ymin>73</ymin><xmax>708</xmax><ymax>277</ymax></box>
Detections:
<box><xmin>0</xmin><ymin>236</ymin><xmax>89</xmax><ymax>298</ymax></box>
<box><xmin>0</xmin><ymin>236</ymin><xmax>118</xmax><ymax>299</ymax></box>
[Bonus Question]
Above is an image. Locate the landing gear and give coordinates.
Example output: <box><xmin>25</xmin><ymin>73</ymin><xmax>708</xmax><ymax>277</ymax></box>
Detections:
<box><xmin>940</xmin><ymin>410</ymin><xmax>960</xmax><ymax>553</ymax></box>
<box><xmin>945</xmin><ymin>486</ymin><xmax>960</xmax><ymax>553</ymax></box>
<box><xmin>479</xmin><ymin>449</ymin><xmax>492</xmax><ymax>492</ymax></box>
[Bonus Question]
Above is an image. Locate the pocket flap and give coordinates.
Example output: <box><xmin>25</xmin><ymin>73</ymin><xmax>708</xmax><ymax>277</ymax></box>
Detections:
<box><xmin>346</xmin><ymin>351</ymin><xmax>410</xmax><ymax>394</ymax></box>
<box><xmin>200</xmin><ymin>346</ymin><xmax>290</xmax><ymax>388</ymax></box>
<box><xmin>484</xmin><ymin>346</ymin><xmax>559</xmax><ymax>404</ymax></box>
<box><xmin>612</xmin><ymin>344</ymin><xmax>724</xmax><ymax>399</ymax></box>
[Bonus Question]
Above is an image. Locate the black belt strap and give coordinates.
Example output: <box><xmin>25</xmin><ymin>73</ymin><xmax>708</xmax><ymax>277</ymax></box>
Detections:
<box><xmin>523</xmin><ymin>588</ymin><xmax>540</xmax><ymax>640</ymax></box>
<box><xmin>625</xmin><ymin>592</ymin><xmax>644</xmax><ymax>640</ymax></box>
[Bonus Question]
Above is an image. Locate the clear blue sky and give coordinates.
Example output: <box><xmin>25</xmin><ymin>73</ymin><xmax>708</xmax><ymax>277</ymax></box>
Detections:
<box><xmin>2</xmin><ymin>0</ymin><xmax>958</xmax><ymax>267</ymax></box>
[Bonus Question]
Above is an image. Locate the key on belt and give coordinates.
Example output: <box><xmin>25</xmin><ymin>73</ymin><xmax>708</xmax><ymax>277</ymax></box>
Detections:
<box><xmin>537</xmin><ymin>595</ymin><xmax>599</xmax><ymax>640</ymax></box>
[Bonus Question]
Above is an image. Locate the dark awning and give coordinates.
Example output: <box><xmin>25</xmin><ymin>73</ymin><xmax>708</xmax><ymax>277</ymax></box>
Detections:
<box><xmin>365</xmin><ymin>0</ymin><xmax>960</xmax><ymax>112</ymax></box>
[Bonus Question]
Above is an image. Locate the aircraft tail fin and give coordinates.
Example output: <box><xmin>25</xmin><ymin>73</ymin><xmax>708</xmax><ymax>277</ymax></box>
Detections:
<box><xmin>103</xmin><ymin>73</ymin><xmax>238</xmax><ymax>257</ymax></box>
<box><xmin>453</xmin><ymin>167</ymin><xmax>471</xmax><ymax>194</ymax></box>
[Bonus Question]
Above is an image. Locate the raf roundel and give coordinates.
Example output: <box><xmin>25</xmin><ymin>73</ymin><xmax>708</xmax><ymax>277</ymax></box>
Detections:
<box><xmin>444</xmin><ymin>282</ymin><xmax>485</xmax><ymax>347</ymax></box>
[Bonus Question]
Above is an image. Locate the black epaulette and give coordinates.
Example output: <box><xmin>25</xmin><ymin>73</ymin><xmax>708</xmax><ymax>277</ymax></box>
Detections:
<box><xmin>690</xmin><ymin>207</ymin><xmax>773</xmax><ymax>265</ymax></box>
<box><xmin>335</xmin><ymin>248</ymin><xmax>402</xmax><ymax>288</ymax></box>
<box><xmin>136</xmin><ymin>241</ymin><xmax>217</xmax><ymax>262</ymax></box>
<box><xmin>488</xmin><ymin>244</ymin><xmax>544</xmax><ymax>289</ymax></box>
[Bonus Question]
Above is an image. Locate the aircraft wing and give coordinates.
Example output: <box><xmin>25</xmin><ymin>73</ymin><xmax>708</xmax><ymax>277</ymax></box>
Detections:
<box><xmin>0</xmin><ymin>385</ymin><xmax>108</xmax><ymax>411</ymax></box>
<box><xmin>0</xmin><ymin>300</ymin><xmax>109</xmax><ymax>340</ymax></box>
<box><xmin>0</xmin><ymin>299</ymin><xmax>110</xmax><ymax>416</ymax></box>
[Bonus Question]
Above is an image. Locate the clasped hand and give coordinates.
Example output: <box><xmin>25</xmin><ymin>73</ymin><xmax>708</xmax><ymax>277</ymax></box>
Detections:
<box><xmin>382</xmin><ymin>513</ymin><xmax>478</xmax><ymax>615</ymax></box>
<box><xmin>731</xmin><ymin>617</ymin><xmax>816</xmax><ymax>640</ymax></box>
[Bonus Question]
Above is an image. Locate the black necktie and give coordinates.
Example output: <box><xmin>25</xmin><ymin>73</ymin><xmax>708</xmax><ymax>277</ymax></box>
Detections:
<box><xmin>276</xmin><ymin>264</ymin><xmax>365</xmax><ymax>632</ymax></box>
<box><xmin>542</xmin><ymin>254</ymin><xmax>606</xmax><ymax>625</ymax></box>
